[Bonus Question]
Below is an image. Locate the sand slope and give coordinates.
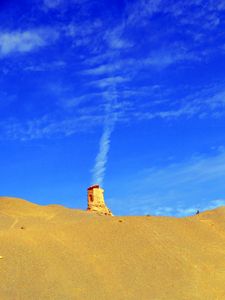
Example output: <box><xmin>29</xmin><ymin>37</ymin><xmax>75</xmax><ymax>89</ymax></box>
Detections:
<box><xmin>1</xmin><ymin>197</ymin><xmax>225</xmax><ymax>299</ymax></box>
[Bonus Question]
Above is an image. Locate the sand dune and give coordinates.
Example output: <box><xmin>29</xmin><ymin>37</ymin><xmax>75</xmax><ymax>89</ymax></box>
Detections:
<box><xmin>1</xmin><ymin>197</ymin><xmax>225</xmax><ymax>299</ymax></box>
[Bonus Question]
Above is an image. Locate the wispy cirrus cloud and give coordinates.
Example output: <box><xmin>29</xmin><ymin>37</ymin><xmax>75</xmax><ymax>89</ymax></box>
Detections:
<box><xmin>139</xmin><ymin>150</ymin><xmax>225</xmax><ymax>188</ymax></box>
<box><xmin>0</xmin><ymin>82</ymin><xmax>225</xmax><ymax>141</ymax></box>
<box><xmin>0</xmin><ymin>112</ymin><xmax>104</xmax><ymax>141</ymax></box>
<box><xmin>90</xmin><ymin>78</ymin><xmax>122</xmax><ymax>186</ymax></box>
<box><xmin>91</xmin><ymin>115</ymin><xmax>115</xmax><ymax>186</ymax></box>
<box><xmin>1</xmin><ymin>0</ymin><xmax>225</xmax><ymax>144</ymax></box>
<box><xmin>24</xmin><ymin>60</ymin><xmax>66</xmax><ymax>72</ymax></box>
<box><xmin>43</xmin><ymin>0</ymin><xmax>93</xmax><ymax>10</ymax></box>
<box><xmin>43</xmin><ymin>0</ymin><xmax>62</xmax><ymax>9</ymax></box>
<box><xmin>104</xmin><ymin>24</ymin><xmax>134</xmax><ymax>50</ymax></box>
<box><xmin>82</xmin><ymin>47</ymin><xmax>198</xmax><ymax>77</ymax></box>
<box><xmin>0</xmin><ymin>28</ymin><xmax>59</xmax><ymax>56</ymax></box>
<box><xmin>82</xmin><ymin>63</ymin><xmax>120</xmax><ymax>76</ymax></box>
<box><xmin>126</xmin><ymin>149</ymin><xmax>225</xmax><ymax>216</ymax></box>
<box><xmin>126</xmin><ymin>0</ymin><xmax>225</xmax><ymax>28</ymax></box>
<box><xmin>88</xmin><ymin>75</ymin><xmax>131</xmax><ymax>88</ymax></box>
<box><xmin>124</xmin><ymin>84</ymin><xmax>225</xmax><ymax>122</ymax></box>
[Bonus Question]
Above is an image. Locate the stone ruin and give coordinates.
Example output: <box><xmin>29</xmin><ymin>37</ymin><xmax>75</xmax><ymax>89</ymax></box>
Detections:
<box><xmin>87</xmin><ymin>184</ymin><xmax>113</xmax><ymax>216</ymax></box>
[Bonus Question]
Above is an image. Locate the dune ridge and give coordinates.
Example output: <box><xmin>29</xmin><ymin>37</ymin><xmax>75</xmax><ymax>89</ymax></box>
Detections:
<box><xmin>1</xmin><ymin>197</ymin><xmax>225</xmax><ymax>299</ymax></box>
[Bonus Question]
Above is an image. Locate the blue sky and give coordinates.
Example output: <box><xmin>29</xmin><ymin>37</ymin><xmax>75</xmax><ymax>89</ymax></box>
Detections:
<box><xmin>1</xmin><ymin>0</ymin><xmax>225</xmax><ymax>216</ymax></box>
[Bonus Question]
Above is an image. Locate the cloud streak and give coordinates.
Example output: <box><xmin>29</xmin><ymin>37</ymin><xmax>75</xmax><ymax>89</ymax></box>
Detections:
<box><xmin>125</xmin><ymin>149</ymin><xmax>225</xmax><ymax>216</ymax></box>
<box><xmin>43</xmin><ymin>0</ymin><xmax>62</xmax><ymax>9</ymax></box>
<box><xmin>91</xmin><ymin>117</ymin><xmax>115</xmax><ymax>186</ymax></box>
<box><xmin>0</xmin><ymin>83</ymin><xmax>225</xmax><ymax>141</ymax></box>
<box><xmin>0</xmin><ymin>29</ymin><xmax>59</xmax><ymax>56</ymax></box>
<box><xmin>91</xmin><ymin>82</ymin><xmax>119</xmax><ymax>186</ymax></box>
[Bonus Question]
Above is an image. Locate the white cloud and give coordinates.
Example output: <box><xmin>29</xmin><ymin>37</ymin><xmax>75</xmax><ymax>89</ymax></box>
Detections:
<box><xmin>140</xmin><ymin>151</ymin><xmax>225</xmax><ymax>188</ymax></box>
<box><xmin>89</xmin><ymin>76</ymin><xmax>130</xmax><ymax>88</ymax></box>
<box><xmin>91</xmin><ymin>82</ymin><xmax>119</xmax><ymax>186</ymax></box>
<box><xmin>153</xmin><ymin>199</ymin><xmax>225</xmax><ymax>217</ymax></box>
<box><xmin>64</xmin><ymin>20</ymin><xmax>102</xmax><ymax>38</ymax></box>
<box><xmin>0</xmin><ymin>29</ymin><xmax>59</xmax><ymax>56</ymax></box>
<box><xmin>176</xmin><ymin>207</ymin><xmax>199</xmax><ymax>216</ymax></box>
<box><xmin>105</xmin><ymin>25</ymin><xmax>133</xmax><ymax>50</ymax></box>
<box><xmin>91</xmin><ymin>119</ymin><xmax>115</xmax><ymax>186</ymax></box>
<box><xmin>82</xmin><ymin>47</ymin><xmax>199</xmax><ymax>79</ymax></box>
<box><xmin>82</xmin><ymin>63</ymin><xmax>120</xmax><ymax>75</ymax></box>
<box><xmin>143</xmin><ymin>49</ymin><xmax>199</xmax><ymax>68</ymax></box>
<box><xmin>58</xmin><ymin>93</ymin><xmax>103</xmax><ymax>110</ymax></box>
<box><xmin>24</xmin><ymin>60</ymin><xmax>66</xmax><ymax>72</ymax></box>
<box><xmin>0</xmin><ymin>113</ymin><xmax>104</xmax><ymax>141</ymax></box>
<box><xmin>151</xmin><ymin>200</ymin><xmax>225</xmax><ymax>217</ymax></box>
<box><xmin>126</xmin><ymin>0</ymin><xmax>224</xmax><ymax>29</ymax></box>
<box><xmin>203</xmin><ymin>199</ymin><xmax>225</xmax><ymax>210</ymax></box>
<box><xmin>125</xmin><ymin>149</ymin><xmax>225</xmax><ymax>216</ymax></box>
<box><xmin>43</xmin><ymin>0</ymin><xmax>62</xmax><ymax>9</ymax></box>
<box><xmin>125</xmin><ymin>84</ymin><xmax>225</xmax><ymax>121</ymax></box>
<box><xmin>126</xmin><ymin>0</ymin><xmax>162</xmax><ymax>25</ymax></box>
<box><xmin>1</xmin><ymin>83</ymin><xmax>225</xmax><ymax>141</ymax></box>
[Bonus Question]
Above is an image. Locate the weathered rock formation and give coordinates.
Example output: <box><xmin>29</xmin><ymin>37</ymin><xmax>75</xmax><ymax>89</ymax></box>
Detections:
<box><xmin>87</xmin><ymin>184</ymin><xmax>113</xmax><ymax>216</ymax></box>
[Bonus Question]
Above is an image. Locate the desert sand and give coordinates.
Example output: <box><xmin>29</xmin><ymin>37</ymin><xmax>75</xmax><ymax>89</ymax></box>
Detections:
<box><xmin>1</xmin><ymin>197</ymin><xmax>225</xmax><ymax>299</ymax></box>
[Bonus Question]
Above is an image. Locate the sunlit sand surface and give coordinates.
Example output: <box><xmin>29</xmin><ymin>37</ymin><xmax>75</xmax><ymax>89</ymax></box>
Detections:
<box><xmin>1</xmin><ymin>197</ymin><xmax>225</xmax><ymax>299</ymax></box>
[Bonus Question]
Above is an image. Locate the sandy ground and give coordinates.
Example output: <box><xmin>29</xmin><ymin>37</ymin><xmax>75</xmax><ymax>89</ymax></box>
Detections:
<box><xmin>0</xmin><ymin>197</ymin><xmax>225</xmax><ymax>300</ymax></box>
